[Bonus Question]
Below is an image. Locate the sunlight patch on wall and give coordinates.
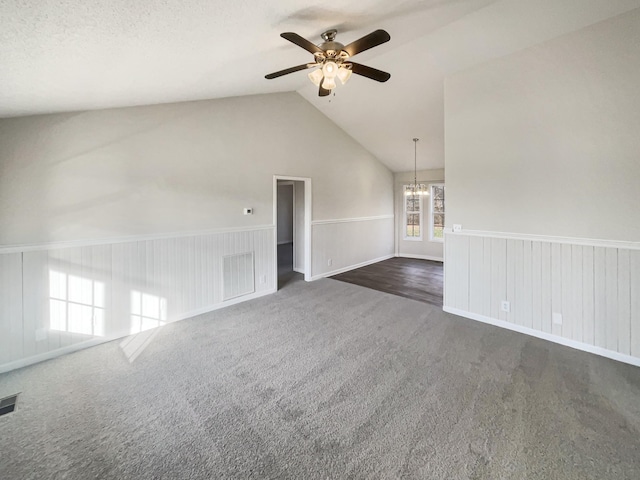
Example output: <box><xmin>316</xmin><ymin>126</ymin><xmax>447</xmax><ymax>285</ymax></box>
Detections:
<box><xmin>130</xmin><ymin>291</ymin><xmax>167</xmax><ymax>334</ymax></box>
<box><xmin>49</xmin><ymin>270</ymin><xmax>105</xmax><ymax>336</ymax></box>
<box><xmin>120</xmin><ymin>290</ymin><xmax>168</xmax><ymax>363</ymax></box>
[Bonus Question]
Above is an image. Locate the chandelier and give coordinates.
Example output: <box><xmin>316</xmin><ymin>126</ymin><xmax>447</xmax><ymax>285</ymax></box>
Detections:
<box><xmin>405</xmin><ymin>138</ymin><xmax>428</xmax><ymax>197</ymax></box>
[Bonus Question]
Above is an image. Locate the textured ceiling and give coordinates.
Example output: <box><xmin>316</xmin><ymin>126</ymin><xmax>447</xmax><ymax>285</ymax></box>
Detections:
<box><xmin>2</xmin><ymin>0</ymin><xmax>640</xmax><ymax>171</ymax></box>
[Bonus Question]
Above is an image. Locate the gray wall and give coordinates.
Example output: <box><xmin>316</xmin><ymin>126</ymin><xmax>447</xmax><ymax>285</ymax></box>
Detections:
<box><xmin>443</xmin><ymin>10</ymin><xmax>640</xmax><ymax>365</ymax></box>
<box><xmin>445</xmin><ymin>9</ymin><xmax>640</xmax><ymax>241</ymax></box>
<box><xmin>0</xmin><ymin>92</ymin><xmax>393</xmax><ymax>246</ymax></box>
<box><xmin>277</xmin><ymin>183</ymin><xmax>293</xmax><ymax>245</ymax></box>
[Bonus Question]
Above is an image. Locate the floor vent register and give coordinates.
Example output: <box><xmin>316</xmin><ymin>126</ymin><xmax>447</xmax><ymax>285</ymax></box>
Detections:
<box><xmin>0</xmin><ymin>394</ymin><xmax>19</xmax><ymax>416</ymax></box>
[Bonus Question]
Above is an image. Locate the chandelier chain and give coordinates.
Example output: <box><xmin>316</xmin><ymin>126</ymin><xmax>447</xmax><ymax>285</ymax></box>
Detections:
<box><xmin>413</xmin><ymin>138</ymin><xmax>418</xmax><ymax>190</ymax></box>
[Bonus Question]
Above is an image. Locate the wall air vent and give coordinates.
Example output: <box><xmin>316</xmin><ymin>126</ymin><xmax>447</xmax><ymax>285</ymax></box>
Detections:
<box><xmin>223</xmin><ymin>252</ymin><xmax>255</xmax><ymax>301</ymax></box>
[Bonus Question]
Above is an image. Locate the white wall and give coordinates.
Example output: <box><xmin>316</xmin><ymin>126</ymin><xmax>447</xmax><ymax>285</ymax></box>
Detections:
<box><xmin>0</xmin><ymin>92</ymin><xmax>394</xmax><ymax>371</ymax></box>
<box><xmin>394</xmin><ymin>169</ymin><xmax>445</xmax><ymax>261</ymax></box>
<box><xmin>277</xmin><ymin>183</ymin><xmax>293</xmax><ymax>245</ymax></box>
<box><xmin>444</xmin><ymin>10</ymin><xmax>640</xmax><ymax>365</ymax></box>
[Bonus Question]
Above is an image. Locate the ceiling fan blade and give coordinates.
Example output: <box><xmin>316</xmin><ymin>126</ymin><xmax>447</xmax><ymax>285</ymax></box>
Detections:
<box><xmin>348</xmin><ymin>62</ymin><xmax>391</xmax><ymax>82</ymax></box>
<box><xmin>319</xmin><ymin>81</ymin><xmax>331</xmax><ymax>97</ymax></box>
<box><xmin>281</xmin><ymin>32</ymin><xmax>324</xmax><ymax>55</ymax></box>
<box><xmin>342</xmin><ymin>29</ymin><xmax>390</xmax><ymax>57</ymax></box>
<box><xmin>265</xmin><ymin>64</ymin><xmax>315</xmax><ymax>80</ymax></box>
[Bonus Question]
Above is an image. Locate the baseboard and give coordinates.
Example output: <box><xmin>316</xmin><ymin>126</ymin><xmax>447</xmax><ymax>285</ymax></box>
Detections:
<box><xmin>0</xmin><ymin>334</ymin><xmax>125</xmax><ymax>375</ymax></box>
<box><xmin>311</xmin><ymin>254</ymin><xmax>394</xmax><ymax>281</ymax></box>
<box><xmin>443</xmin><ymin>306</ymin><xmax>640</xmax><ymax>368</ymax></box>
<box><xmin>0</xmin><ymin>288</ymin><xmax>277</xmax><ymax>374</ymax></box>
<box><xmin>175</xmin><ymin>288</ymin><xmax>276</xmax><ymax>321</ymax></box>
<box><xmin>397</xmin><ymin>253</ymin><xmax>443</xmax><ymax>262</ymax></box>
<box><xmin>293</xmin><ymin>268</ymin><xmax>304</xmax><ymax>274</ymax></box>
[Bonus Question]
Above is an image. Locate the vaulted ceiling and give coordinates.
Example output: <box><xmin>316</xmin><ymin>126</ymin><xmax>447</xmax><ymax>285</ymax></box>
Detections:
<box><xmin>2</xmin><ymin>0</ymin><xmax>639</xmax><ymax>171</ymax></box>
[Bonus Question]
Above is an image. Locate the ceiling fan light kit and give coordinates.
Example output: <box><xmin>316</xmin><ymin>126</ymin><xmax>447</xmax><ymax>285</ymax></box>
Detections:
<box><xmin>265</xmin><ymin>29</ymin><xmax>391</xmax><ymax>97</ymax></box>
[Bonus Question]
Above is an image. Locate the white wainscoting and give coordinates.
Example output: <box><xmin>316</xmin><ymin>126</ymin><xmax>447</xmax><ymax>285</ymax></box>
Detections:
<box><xmin>0</xmin><ymin>227</ymin><xmax>275</xmax><ymax>373</ymax></box>
<box><xmin>311</xmin><ymin>215</ymin><xmax>394</xmax><ymax>280</ymax></box>
<box><xmin>0</xmin><ymin>252</ymin><xmax>23</xmax><ymax>367</ymax></box>
<box><xmin>444</xmin><ymin>231</ymin><xmax>640</xmax><ymax>366</ymax></box>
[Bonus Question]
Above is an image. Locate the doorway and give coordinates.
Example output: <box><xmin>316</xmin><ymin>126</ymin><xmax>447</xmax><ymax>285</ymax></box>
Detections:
<box><xmin>273</xmin><ymin>176</ymin><xmax>311</xmax><ymax>288</ymax></box>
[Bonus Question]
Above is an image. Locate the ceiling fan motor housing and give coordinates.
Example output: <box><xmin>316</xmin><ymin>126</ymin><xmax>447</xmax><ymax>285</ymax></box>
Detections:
<box><xmin>319</xmin><ymin>30</ymin><xmax>346</xmax><ymax>58</ymax></box>
<box><xmin>265</xmin><ymin>28</ymin><xmax>391</xmax><ymax>96</ymax></box>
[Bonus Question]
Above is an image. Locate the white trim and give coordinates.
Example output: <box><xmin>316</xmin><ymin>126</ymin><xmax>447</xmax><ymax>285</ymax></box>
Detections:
<box><xmin>310</xmin><ymin>254</ymin><xmax>394</xmax><ymax>281</ymax></box>
<box><xmin>293</xmin><ymin>268</ymin><xmax>305</xmax><ymax>274</ymax></box>
<box><xmin>396</xmin><ymin>253</ymin><xmax>443</xmax><ymax>262</ymax></box>
<box><xmin>276</xmin><ymin>181</ymin><xmax>296</xmax><ymax>263</ymax></box>
<box><xmin>176</xmin><ymin>288</ymin><xmax>275</xmax><ymax>320</ymax></box>
<box><xmin>274</xmin><ymin>175</ymin><xmax>312</xmax><ymax>283</ymax></box>
<box><xmin>0</xmin><ymin>225</ymin><xmax>276</xmax><ymax>255</ymax></box>
<box><xmin>0</xmin><ymin>336</ymin><xmax>117</xmax><ymax>375</ymax></box>
<box><xmin>428</xmin><ymin>183</ymin><xmax>445</xmax><ymax>243</ymax></box>
<box><xmin>444</xmin><ymin>228</ymin><xmax>640</xmax><ymax>251</ymax></box>
<box><xmin>292</xmin><ymin>184</ymin><xmax>297</xmax><ymax>272</ymax></box>
<box><xmin>311</xmin><ymin>214</ymin><xmax>394</xmax><ymax>226</ymax></box>
<box><xmin>442</xmin><ymin>236</ymin><xmax>447</xmax><ymax>306</ymax></box>
<box><xmin>443</xmin><ymin>306</ymin><xmax>640</xmax><ymax>368</ymax></box>
<box><xmin>0</xmin><ymin>288</ymin><xmax>277</xmax><ymax>374</ymax></box>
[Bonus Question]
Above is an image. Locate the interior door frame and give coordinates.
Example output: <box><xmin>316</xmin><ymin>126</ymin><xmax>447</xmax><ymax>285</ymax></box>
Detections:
<box><xmin>273</xmin><ymin>175</ymin><xmax>312</xmax><ymax>283</ymax></box>
<box><xmin>276</xmin><ymin>181</ymin><xmax>297</xmax><ymax>271</ymax></box>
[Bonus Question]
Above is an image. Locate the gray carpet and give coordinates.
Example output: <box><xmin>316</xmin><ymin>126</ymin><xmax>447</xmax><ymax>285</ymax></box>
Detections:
<box><xmin>1</xmin><ymin>276</ymin><xmax>639</xmax><ymax>479</ymax></box>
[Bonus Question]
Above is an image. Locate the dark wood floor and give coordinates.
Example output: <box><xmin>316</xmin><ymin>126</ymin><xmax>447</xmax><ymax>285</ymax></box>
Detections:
<box><xmin>330</xmin><ymin>257</ymin><xmax>443</xmax><ymax>306</ymax></box>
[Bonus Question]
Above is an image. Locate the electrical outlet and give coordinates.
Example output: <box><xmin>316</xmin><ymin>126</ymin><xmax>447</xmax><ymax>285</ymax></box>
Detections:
<box><xmin>501</xmin><ymin>301</ymin><xmax>510</xmax><ymax>313</ymax></box>
<box><xmin>453</xmin><ymin>224</ymin><xmax>462</xmax><ymax>232</ymax></box>
<box><xmin>327</xmin><ymin>259</ymin><xmax>332</xmax><ymax>267</ymax></box>
<box><xmin>552</xmin><ymin>312</ymin><xmax>563</xmax><ymax>325</ymax></box>
<box><xmin>259</xmin><ymin>275</ymin><xmax>266</xmax><ymax>284</ymax></box>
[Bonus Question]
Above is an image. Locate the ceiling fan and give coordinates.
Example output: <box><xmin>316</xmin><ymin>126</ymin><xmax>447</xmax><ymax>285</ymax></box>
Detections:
<box><xmin>265</xmin><ymin>29</ymin><xmax>391</xmax><ymax>97</ymax></box>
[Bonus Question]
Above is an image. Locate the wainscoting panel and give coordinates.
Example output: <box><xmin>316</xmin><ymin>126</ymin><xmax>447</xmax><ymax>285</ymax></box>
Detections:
<box><xmin>311</xmin><ymin>216</ymin><xmax>394</xmax><ymax>279</ymax></box>
<box><xmin>0</xmin><ymin>227</ymin><xmax>275</xmax><ymax>373</ymax></box>
<box><xmin>444</xmin><ymin>231</ymin><xmax>640</xmax><ymax>366</ymax></box>
<box><xmin>0</xmin><ymin>253</ymin><xmax>23</xmax><ymax>365</ymax></box>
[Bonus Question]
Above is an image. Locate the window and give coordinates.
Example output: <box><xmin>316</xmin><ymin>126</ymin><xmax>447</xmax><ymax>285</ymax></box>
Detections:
<box><xmin>404</xmin><ymin>185</ymin><xmax>422</xmax><ymax>240</ymax></box>
<box><xmin>430</xmin><ymin>184</ymin><xmax>445</xmax><ymax>242</ymax></box>
<box><xmin>49</xmin><ymin>270</ymin><xmax>105</xmax><ymax>336</ymax></box>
